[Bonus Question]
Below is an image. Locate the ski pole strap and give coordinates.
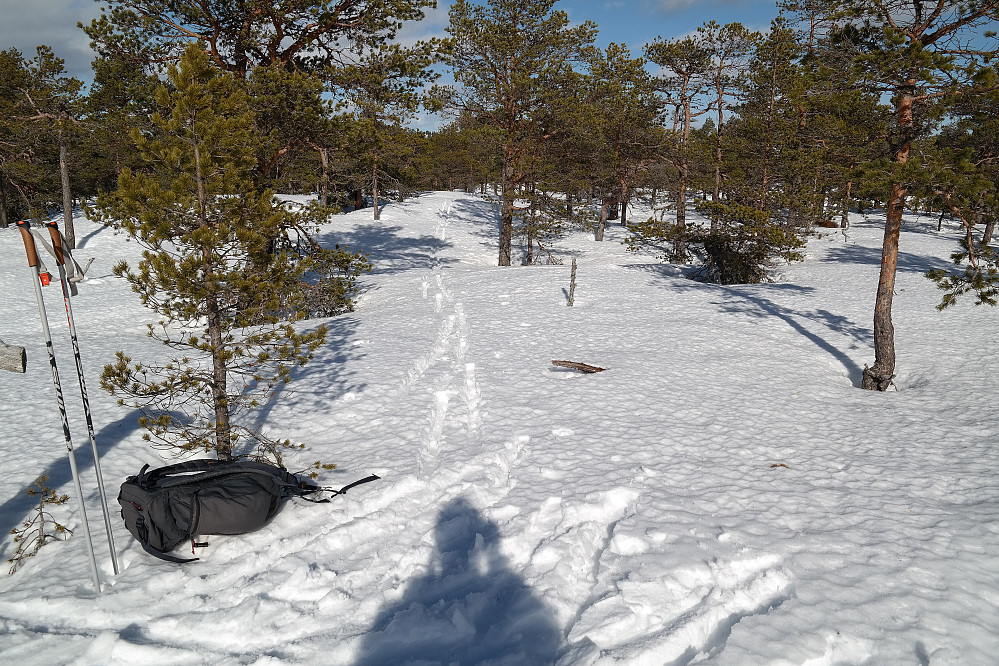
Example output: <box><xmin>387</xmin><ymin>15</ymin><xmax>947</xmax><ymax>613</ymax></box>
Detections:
<box><xmin>43</xmin><ymin>222</ymin><xmax>87</xmax><ymax>289</ymax></box>
<box><xmin>16</xmin><ymin>221</ymin><xmax>39</xmax><ymax>268</ymax></box>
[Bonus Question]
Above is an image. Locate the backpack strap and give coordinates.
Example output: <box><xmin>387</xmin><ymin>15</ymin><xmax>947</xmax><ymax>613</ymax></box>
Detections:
<box><xmin>137</xmin><ymin>459</ymin><xmax>230</xmax><ymax>487</ymax></box>
<box><xmin>330</xmin><ymin>474</ymin><xmax>381</xmax><ymax>496</ymax></box>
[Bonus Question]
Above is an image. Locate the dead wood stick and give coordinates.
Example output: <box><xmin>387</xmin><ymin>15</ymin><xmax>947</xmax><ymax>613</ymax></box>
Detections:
<box><xmin>552</xmin><ymin>360</ymin><xmax>605</xmax><ymax>373</ymax></box>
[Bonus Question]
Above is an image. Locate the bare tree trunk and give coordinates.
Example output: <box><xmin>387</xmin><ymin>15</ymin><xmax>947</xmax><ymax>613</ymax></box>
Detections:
<box><xmin>596</xmin><ymin>195</ymin><xmax>608</xmax><ymax>241</ymax></box>
<box><xmin>372</xmin><ymin>156</ymin><xmax>380</xmax><ymax>221</ymax></box>
<box><xmin>0</xmin><ymin>179</ymin><xmax>8</xmax><ymax>228</ymax></box>
<box><xmin>317</xmin><ymin>147</ymin><xmax>329</xmax><ymax>208</ymax></box>
<box><xmin>841</xmin><ymin>180</ymin><xmax>853</xmax><ymax>229</ymax></box>
<box><xmin>526</xmin><ymin>185</ymin><xmax>536</xmax><ymax>265</ymax></box>
<box><xmin>499</xmin><ymin>151</ymin><xmax>515</xmax><ymax>266</ymax></box>
<box><xmin>59</xmin><ymin>133</ymin><xmax>75</xmax><ymax>248</ymax></box>
<box><xmin>983</xmin><ymin>217</ymin><xmax>996</xmax><ymax>245</ymax></box>
<box><xmin>205</xmin><ymin>287</ymin><xmax>232</xmax><ymax>459</ymax></box>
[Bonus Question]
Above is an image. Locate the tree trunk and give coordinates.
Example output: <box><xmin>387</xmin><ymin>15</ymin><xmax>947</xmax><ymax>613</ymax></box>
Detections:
<box><xmin>596</xmin><ymin>196</ymin><xmax>608</xmax><ymax>241</ymax></box>
<box><xmin>983</xmin><ymin>217</ymin><xmax>996</xmax><ymax>245</ymax></box>
<box><xmin>372</xmin><ymin>155</ymin><xmax>380</xmax><ymax>221</ymax></box>
<box><xmin>862</xmin><ymin>83</ymin><xmax>915</xmax><ymax>392</ymax></box>
<box><xmin>205</xmin><ymin>287</ymin><xmax>232</xmax><ymax>459</ymax></box>
<box><xmin>317</xmin><ymin>147</ymin><xmax>329</xmax><ymax>208</ymax></box>
<box><xmin>0</xmin><ymin>180</ymin><xmax>8</xmax><ymax>228</ymax></box>
<box><xmin>499</xmin><ymin>151</ymin><xmax>515</xmax><ymax>266</ymax></box>
<box><xmin>59</xmin><ymin>130</ymin><xmax>75</xmax><ymax>248</ymax></box>
<box><xmin>841</xmin><ymin>180</ymin><xmax>853</xmax><ymax>229</ymax></box>
<box><xmin>619</xmin><ymin>183</ymin><xmax>629</xmax><ymax>226</ymax></box>
<box><xmin>526</xmin><ymin>186</ymin><xmax>536</xmax><ymax>265</ymax></box>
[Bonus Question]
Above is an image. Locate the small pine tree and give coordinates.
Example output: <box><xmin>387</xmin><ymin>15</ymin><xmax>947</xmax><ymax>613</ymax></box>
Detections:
<box><xmin>7</xmin><ymin>476</ymin><xmax>72</xmax><ymax>574</ymax></box>
<box><xmin>92</xmin><ymin>45</ymin><xmax>344</xmax><ymax>461</ymax></box>
<box><xmin>628</xmin><ymin>200</ymin><xmax>805</xmax><ymax>285</ymax></box>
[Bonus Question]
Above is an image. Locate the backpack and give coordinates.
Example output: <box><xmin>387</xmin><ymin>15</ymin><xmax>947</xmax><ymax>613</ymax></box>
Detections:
<box><xmin>118</xmin><ymin>459</ymin><xmax>378</xmax><ymax>563</ymax></box>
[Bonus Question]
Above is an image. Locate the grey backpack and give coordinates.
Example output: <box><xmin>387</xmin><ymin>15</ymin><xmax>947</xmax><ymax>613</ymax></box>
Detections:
<box><xmin>118</xmin><ymin>459</ymin><xmax>377</xmax><ymax>563</ymax></box>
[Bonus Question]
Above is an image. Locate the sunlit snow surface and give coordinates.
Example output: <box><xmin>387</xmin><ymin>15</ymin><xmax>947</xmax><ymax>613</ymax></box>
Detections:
<box><xmin>1</xmin><ymin>192</ymin><xmax>996</xmax><ymax>665</ymax></box>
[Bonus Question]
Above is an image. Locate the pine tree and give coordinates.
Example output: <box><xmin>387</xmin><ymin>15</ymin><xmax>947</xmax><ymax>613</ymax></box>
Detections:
<box><xmin>813</xmin><ymin>0</ymin><xmax>999</xmax><ymax>390</ymax></box>
<box><xmin>586</xmin><ymin>43</ymin><xmax>664</xmax><ymax>240</ymax></box>
<box><xmin>444</xmin><ymin>0</ymin><xmax>597</xmax><ymax>266</ymax></box>
<box><xmin>92</xmin><ymin>45</ymin><xmax>334</xmax><ymax>461</ymax></box>
<box><xmin>330</xmin><ymin>40</ymin><xmax>442</xmax><ymax>220</ymax></box>
<box><xmin>0</xmin><ymin>47</ymin><xmax>83</xmax><ymax>238</ymax></box>
<box><xmin>698</xmin><ymin>21</ymin><xmax>759</xmax><ymax>206</ymax></box>
<box><xmin>646</xmin><ymin>33</ymin><xmax>713</xmax><ymax>252</ymax></box>
<box><xmin>82</xmin><ymin>0</ymin><xmax>436</xmax><ymax>79</ymax></box>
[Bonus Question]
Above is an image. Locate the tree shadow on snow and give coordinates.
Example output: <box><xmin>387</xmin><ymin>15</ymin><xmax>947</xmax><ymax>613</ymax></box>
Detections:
<box><xmin>713</xmin><ymin>287</ymin><xmax>869</xmax><ymax>387</ymax></box>
<box><xmin>819</xmin><ymin>242</ymin><xmax>951</xmax><ymax>273</ymax></box>
<box><xmin>355</xmin><ymin>497</ymin><xmax>561</xmax><ymax>665</ymax></box>
<box><xmin>621</xmin><ymin>269</ymin><xmax>871</xmax><ymax>387</ymax></box>
<box><xmin>316</xmin><ymin>223</ymin><xmax>457</xmax><ymax>275</ymax></box>
<box><xmin>0</xmin><ymin>410</ymin><xmax>141</xmax><ymax>539</ymax></box>
<box><xmin>245</xmin><ymin>314</ymin><xmax>366</xmax><ymax>438</ymax></box>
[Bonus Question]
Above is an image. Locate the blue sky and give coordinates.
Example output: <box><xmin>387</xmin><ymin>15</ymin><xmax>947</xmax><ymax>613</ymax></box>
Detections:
<box><xmin>560</xmin><ymin>0</ymin><xmax>781</xmax><ymax>51</ymax></box>
<box><xmin>0</xmin><ymin>0</ymin><xmax>784</xmax><ymax>85</ymax></box>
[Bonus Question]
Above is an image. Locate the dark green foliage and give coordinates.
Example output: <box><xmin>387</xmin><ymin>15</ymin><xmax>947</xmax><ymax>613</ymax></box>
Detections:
<box><xmin>7</xmin><ymin>476</ymin><xmax>72</xmax><ymax>574</ymax></box>
<box><xmin>91</xmin><ymin>46</ymin><xmax>360</xmax><ymax>462</ymax></box>
<box><xmin>926</xmin><ymin>246</ymin><xmax>999</xmax><ymax>309</ymax></box>
<box><xmin>628</xmin><ymin>201</ymin><xmax>805</xmax><ymax>285</ymax></box>
<box><xmin>444</xmin><ymin>0</ymin><xmax>598</xmax><ymax>265</ymax></box>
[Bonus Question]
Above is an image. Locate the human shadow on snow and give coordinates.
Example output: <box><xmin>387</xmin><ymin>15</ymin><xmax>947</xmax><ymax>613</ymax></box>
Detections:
<box><xmin>355</xmin><ymin>497</ymin><xmax>561</xmax><ymax>665</ymax></box>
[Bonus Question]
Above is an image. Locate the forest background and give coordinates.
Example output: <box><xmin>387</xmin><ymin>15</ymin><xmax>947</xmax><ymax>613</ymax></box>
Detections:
<box><xmin>1</xmin><ymin>0</ymin><xmax>998</xmax><ymax>399</ymax></box>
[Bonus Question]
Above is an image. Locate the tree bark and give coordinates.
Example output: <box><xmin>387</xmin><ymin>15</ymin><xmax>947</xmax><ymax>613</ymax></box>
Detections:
<box><xmin>841</xmin><ymin>180</ymin><xmax>853</xmax><ymax>229</ymax></box>
<box><xmin>0</xmin><ymin>179</ymin><xmax>8</xmax><ymax>228</ymax></box>
<box><xmin>499</xmin><ymin>151</ymin><xmax>515</xmax><ymax>266</ymax></box>
<box><xmin>59</xmin><ymin>130</ymin><xmax>75</xmax><ymax>248</ymax></box>
<box><xmin>372</xmin><ymin>155</ymin><xmax>380</xmax><ymax>221</ymax></box>
<box><xmin>317</xmin><ymin>147</ymin><xmax>329</xmax><ymax>208</ymax></box>
<box><xmin>862</xmin><ymin>82</ymin><xmax>915</xmax><ymax>391</ymax></box>
<box><xmin>596</xmin><ymin>196</ymin><xmax>608</xmax><ymax>241</ymax></box>
<box><xmin>983</xmin><ymin>217</ymin><xmax>996</xmax><ymax>245</ymax></box>
<box><xmin>205</xmin><ymin>285</ymin><xmax>232</xmax><ymax>459</ymax></box>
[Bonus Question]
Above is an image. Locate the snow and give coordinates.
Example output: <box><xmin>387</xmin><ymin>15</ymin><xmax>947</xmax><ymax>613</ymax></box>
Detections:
<box><xmin>1</xmin><ymin>192</ymin><xmax>997</xmax><ymax>665</ymax></box>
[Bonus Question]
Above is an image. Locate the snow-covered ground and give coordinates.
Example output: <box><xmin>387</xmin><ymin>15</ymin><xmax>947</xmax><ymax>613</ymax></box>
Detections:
<box><xmin>0</xmin><ymin>192</ymin><xmax>996</xmax><ymax>665</ymax></box>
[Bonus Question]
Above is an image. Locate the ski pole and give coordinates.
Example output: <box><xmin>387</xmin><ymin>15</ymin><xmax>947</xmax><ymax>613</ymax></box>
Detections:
<box><xmin>46</xmin><ymin>222</ymin><xmax>120</xmax><ymax>576</ymax></box>
<box><xmin>16</xmin><ymin>220</ymin><xmax>102</xmax><ymax>594</ymax></box>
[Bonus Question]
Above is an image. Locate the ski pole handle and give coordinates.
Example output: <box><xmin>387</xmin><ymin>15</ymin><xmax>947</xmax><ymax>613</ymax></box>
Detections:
<box><xmin>46</xmin><ymin>222</ymin><xmax>66</xmax><ymax>266</ymax></box>
<box><xmin>16</xmin><ymin>220</ymin><xmax>39</xmax><ymax>268</ymax></box>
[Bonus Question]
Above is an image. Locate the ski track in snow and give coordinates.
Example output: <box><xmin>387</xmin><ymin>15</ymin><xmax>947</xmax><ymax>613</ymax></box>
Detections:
<box><xmin>1</xmin><ymin>192</ymin><xmax>998</xmax><ymax>665</ymax></box>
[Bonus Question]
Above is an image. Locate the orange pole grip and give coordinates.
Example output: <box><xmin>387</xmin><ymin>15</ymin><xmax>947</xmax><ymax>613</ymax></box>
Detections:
<box><xmin>16</xmin><ymin>220</ymin><xmax>39</xmax><ymax>268</ymax></box>
<box><xmin>46</xmin><ymin>222</ymin><xmax>66</xmax><ymax>266</ymax></box>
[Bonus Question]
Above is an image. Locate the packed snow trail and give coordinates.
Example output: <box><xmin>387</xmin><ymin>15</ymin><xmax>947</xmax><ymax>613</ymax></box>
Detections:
<box><xmin>1</xmin><ymin>192</ymin><xmax>997</xmax><ymax>665</ymax></box>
